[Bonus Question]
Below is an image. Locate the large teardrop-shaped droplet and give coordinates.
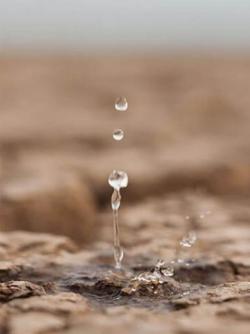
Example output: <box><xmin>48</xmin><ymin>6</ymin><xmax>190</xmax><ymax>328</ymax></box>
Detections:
<box><xmin>108</xmin><ymin>170</ymin><xmax>128</xmax><ymax>191</ymax></box>
<box><xmin>115</xmin><ymin>97</ymin><xmax>128</xmax><ymax>111</ymax></box>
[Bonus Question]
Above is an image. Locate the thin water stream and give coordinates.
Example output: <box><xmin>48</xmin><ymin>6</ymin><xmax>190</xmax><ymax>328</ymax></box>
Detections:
<box><xmin>108</xmin><ymin>97</ymin><xmax>128</xmax><ymax>269</ymax></box>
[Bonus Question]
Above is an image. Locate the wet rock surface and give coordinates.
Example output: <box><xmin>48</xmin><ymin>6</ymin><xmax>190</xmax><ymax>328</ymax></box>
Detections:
<box><xmin>0</xmin><ymin>192</ymin><xmax>249</xmax><ymax>333</ymax></box>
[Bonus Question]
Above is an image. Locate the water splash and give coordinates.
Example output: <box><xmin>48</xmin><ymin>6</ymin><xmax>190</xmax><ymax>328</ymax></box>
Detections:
<box><xmin>115</xmin><ymin>97</ymin><xmax>128</xmax><ymax>111</ymax></box>
<box><xmin>113</xmin><ymin>129</ymin><xmax>124</xmax><ymax>141</ymax></box>
<box><xmin>174</xmin><ymin>210</ymin><xmax>212</xmax><ymax>264</ymax></box>
<box><xmin>155</xmin><ymin>259</ymin><xmax>175</xmax><ymax>277</ymax></box>
<box><xmin>122</xmin><ymin>259</ymin><xmax>175</xmax><ymax>295</ymax></box>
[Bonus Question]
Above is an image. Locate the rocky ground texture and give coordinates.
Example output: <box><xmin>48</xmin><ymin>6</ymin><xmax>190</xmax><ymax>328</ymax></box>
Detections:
<box><xmin>0</xmin><ymin>54</ymin><xmax>249</xmax><ymax>333</ymax></box>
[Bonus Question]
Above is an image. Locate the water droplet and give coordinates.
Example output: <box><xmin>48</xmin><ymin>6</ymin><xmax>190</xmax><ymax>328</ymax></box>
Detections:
<box><xmin>155</xmin><ymin>259</ymin><xmax>165</xmax><ymax>270</ymax></box>
<box><xmin>199</xmin><ymin>214</ymin><xmax>205</xmax><ymax>219</ymax></box>
<box><xmin>155</xmin><ymin>259</ymin><xmax>174</xmax><ymax>278</ymax></box>
<box><xmin>108</xmin><ymin>170</ymin><xmax>128</xmax><ymax>191</ymax></box>
<box><xmin>115</xmin><ymin>97</ymin><xmax>128</xmax><ymax>111</ymax></box>
<box><xmin>161</xmin><ymin>266</ymin><xmax>174</xmax><ymax>277</ymax></box>
<box><xmin>113</xmin><ymin>129</ymin><xmax>124</xmax><ymax>141</ymax></box>
<box><xmin>180</xmin><ymin>231</ymin><xmax>197</xmax><ymax>248</ymax></box>
<box><xmin>185</xmin><ymin>215</ymin><xmax>190</xmax><ymax>220</ymax></box>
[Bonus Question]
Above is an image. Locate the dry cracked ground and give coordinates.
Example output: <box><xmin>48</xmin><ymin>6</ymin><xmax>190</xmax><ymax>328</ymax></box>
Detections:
<box><xmin>0</xmin><ymin>54</ymin><xmax>250</xmax><ymax>333</ymax></box>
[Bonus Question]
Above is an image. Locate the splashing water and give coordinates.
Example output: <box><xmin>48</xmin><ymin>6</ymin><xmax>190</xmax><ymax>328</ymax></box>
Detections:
<box><xmin>115</xmin><ymin>97</ymin><xmax>128</xmax><ymax>111</ymax></box>
<box><xmin>113</xmin><ymin>129</ymin><xmax>124</xmax><ymax>141</ymax></box>
<box><xmin>155</xmin><ymin>259</ymin><xmax>175</xmax><ymax>277</ymax></box>
<box><xmin>174</xmin><ymin>211</ymin><xmax>211</xmax><ymax>264</ymax></box>
<box><xmin>122</xmin><ymin>259</ymin><xmax>175</xmax><ymax>295</ymax></box>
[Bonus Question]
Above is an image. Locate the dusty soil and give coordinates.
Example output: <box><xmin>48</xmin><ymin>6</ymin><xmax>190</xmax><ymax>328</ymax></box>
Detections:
<box><xmin>0</xmin><ymin>54</ymin><xmax>249</xmax><ymax>333</ymax></box>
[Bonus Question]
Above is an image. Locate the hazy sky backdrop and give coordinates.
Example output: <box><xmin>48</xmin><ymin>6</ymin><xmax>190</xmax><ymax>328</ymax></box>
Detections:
<box><xmin>0</xmin><ymin>0</ymin><xmax>249</xmax><ymax>51</ymax></box>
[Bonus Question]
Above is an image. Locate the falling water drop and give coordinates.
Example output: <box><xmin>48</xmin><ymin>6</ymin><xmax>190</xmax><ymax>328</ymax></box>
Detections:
<box><xmin>108</xmin><ymin>170</ymin><xmax>128</xmax><ymax>191</ymax></box>
<box><xmin>113</xmin><ymin>129</ymin><xmax>124</xmax><ymax>141</ymax></box>
<box><xmin>115</xmin><ymin>97</ymin><xmax>128</xmax><ymax>111</ymax></box>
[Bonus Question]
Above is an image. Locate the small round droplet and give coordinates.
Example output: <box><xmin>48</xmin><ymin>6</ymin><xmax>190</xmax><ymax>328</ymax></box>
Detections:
<box><xmin>108</xmin><ymin>170</ymin><xmax>128</xmax><ymax>191</ymax></box>
<box><xmin>113</xmin><ymin>129</ymin><xmax>124</xmax><ymax>141</ymax></box>
<box><xmin>115</xmin><ymin>97</ymin><xmax>128</xmax><ymax>111</ymax></box>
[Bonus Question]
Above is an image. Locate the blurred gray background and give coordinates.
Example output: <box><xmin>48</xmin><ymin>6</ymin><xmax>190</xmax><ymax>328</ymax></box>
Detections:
<box><xmin>0</xmin><ymin>0</ymin><xmax>250</xmax><ymax>51</ymax></box>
